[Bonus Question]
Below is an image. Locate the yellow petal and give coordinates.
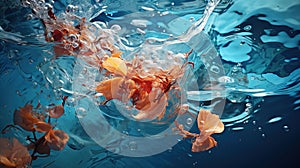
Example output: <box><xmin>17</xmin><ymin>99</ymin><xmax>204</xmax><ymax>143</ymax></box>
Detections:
<box><xmin>102</xmin><ymin>57</ymin><xmax>127</xmax><ymax>76</ymax></box>
<box><xmin>197</xmin><ymin>109</ymin><xmax>224</xmax><ymax>134</ymax></box>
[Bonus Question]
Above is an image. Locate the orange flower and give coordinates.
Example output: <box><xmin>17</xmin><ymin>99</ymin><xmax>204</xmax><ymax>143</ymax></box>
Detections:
<box><xmin>44</xmin><ymin>129</ymin><xmax>69</xmax><ymax>151</ymax></box>
<box><xmin>48</xmin><ymin>105</ymin><xmax>64</xmax><ymax>118</ymax></box>
<box><xmin>175</xmin><ymin>109</ymin><xmax>224</xmax><ymax>152</ymax></box>
<box><xmin>13</xmin><ymin>104</ymin><xmax>52</xmax><ymax>133</ymax></box>
<box><xmin>32</xmin><ymin>129</ymin><xmax>69</xmax><ymax>155</ymax></box>
<box><xmin>0</xmin><ymin>138</ymin><xmax>31</xmax><ymax>168</ymax></box>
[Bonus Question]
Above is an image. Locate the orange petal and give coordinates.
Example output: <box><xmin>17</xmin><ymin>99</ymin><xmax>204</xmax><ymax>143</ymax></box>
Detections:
<box><xmin>45</xmin><ymin>130</ymin><xmax>69</xmax><ymax>151</ymax></box>
<box><xmin>49</xmin><ymin>105</ymin><xmax>64</xmax><ymax>118</ymax></box>
<box><xmin>197</xmin><ymin>109</ymin><xmax>224</xmax><ymax>134</ymax></box>
<box><xmin>0</xmin><ymin>155</ymin><xmax>16</xmax><ymax>167</ymax></box>
<box><xmin>174</xmin><ymin>121</ymin><xmax>198</xmax><ymax>138</ymax></box>
<box><xmin>133</xmin><ymin>88</ymin><xmax>168</xmax><ymax>121</ymax></box>
<box><xmin>102</xmin><ymin>57</ymin><xmax>127</xmax><ymax>76</ymax></box>
<box><xmin>13</xmin><ymin>105</ymin><xmax>39</xmax><ymax>132</ymax></box>
<box><xmin>34</xmin><ymin>121</ymin><xmax>52</xmax><ymax>133</ymax></box>
<box><xmin>0</xmin><ymin>138</ymin><xmax>31</xmax><ymax>167</ymax></box>
<box><xmin>111</xmin><ymin>51</ymin><xmax>122</xmax><ymax>58</ymax></box>
<box><xmin>95</xmin><ymin>77</ymin><xmax>122</xmax><ymax>100</ymax></box>
<box><xmin>191</xmin><ymin>136</ymin><xmax>217</xmax><ymax>152</ymax></box>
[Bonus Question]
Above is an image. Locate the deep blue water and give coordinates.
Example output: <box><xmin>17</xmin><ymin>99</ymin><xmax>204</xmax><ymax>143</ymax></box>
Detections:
<box><xmin>1</xmin><ymin>0</ymin><xmax>300</xmax><ymax>167</ymax></box>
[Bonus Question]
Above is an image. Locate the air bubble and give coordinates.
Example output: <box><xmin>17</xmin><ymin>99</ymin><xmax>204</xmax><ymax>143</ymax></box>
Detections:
<box><xmin>193</xmin><ymin>161</ymin><xmax>198</xmax><ymax>167</ymax></box>
<box><xmin>283</xmin><ymin>125</ymin><xmax>289</xmax><ymax>132</ymax></box>
<box><xmin>186</xmin><ymin>118</ymin><xmax>193</xmax><ymax>125</ymax></box>
<box><xmin>29</xmin><ymin>58</ymin><xmax>34</xmax><ymax>64</ymax></box>
<box><xmin>128</xmin><ymin>141</ymin><xmax>137</xmax><ymax>151</ymax></box>
<box><xmin>243</xmin><ymin>25</ymin><xmax>252</xmax><ymax>31</ymax></box>
<box><xmin>33</xmin><ymin>81</ymin><xmax>38</xmax><ymax>88</ymax></box>
<box><xmin>66</xmin><ymin>5</ymin><xmax>79</xmax><ymax>13</ymax></box>
<box><xmin>258</xmin><ymin>126</ymin><xmax>262</xmax><ymax>131</ymax></box>
<box><xmin>68</xmin><ymin>34</ymin><xmax>78</xmax><ymax>42</ymax></box>
<box><xmin>66</xmin><ymin>98</ymin><xmax>76</xmax><ymax>106</ymax></box>
<box><xmin>261</xmin><ymin>133</ymin><xmax>265</xmax><ymax>138</ymax></box>
<box><xmin>111</xmin><ymin>24</ymin><xmax>121</xmax><ymax>33</ymax></box>
<box><xmin>210</xmin><ymin>65</ymin><xmax>220</xmax><ymax>73</ymax></box>
<box><xmin>76</xmin><ymin>107</ymin><xmax>87</xmax><ymax>118</ymax></box>
<box><xmin>189</xmin><ymin>17</ymin><xmax>195</xmax><ymax>22</ymax></box>
<box><xmin>27</xmin><ymin>14</ymin><xmax>34</xmax><ymax>20</ymax></box>
<box><xmin>16</xmin><ymin>90</ymin><xmax>21</xmax><ymax>96</ymax></box>
<box><xmin>72</xmin><ymin>42</ymin><xmax>79</xmax><ymax>48</ymax></box>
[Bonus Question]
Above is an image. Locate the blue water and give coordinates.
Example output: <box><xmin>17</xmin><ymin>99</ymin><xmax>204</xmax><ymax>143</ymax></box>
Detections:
<box><xmin>1</xmin><ymin>0</ymin><xmax>300</xmax><ymax>167</ymax></box>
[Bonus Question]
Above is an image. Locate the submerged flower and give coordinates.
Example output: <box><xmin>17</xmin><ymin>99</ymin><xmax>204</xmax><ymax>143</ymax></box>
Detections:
<box><xmin>32</xmin><ymin>129</ymin><xmax>69</xmax><ymax>155</ymax></box>
<box><xmin>13</xmin><ymin>104</ymin><xmax>52</xmax><ymax>132</ymax></box>
<box><xmin>0</xmin><ymin>138</ymin><xmax>31</xmax><ymax>168</ymax></box>
<box><xmin>44</xmin><ymin>129</ymin><xmax>69</xmax><ymax>151</ymax></box>
<box><xmin>48</xmin><ymin>105</ymin><xmax>65</xmax><ymax>118</ymax></box>
<box><xmin>175</xmin><ymin>109</ymin><xmax>224</xmax><ymax>152</ymax></box>
<box><xmin>95</xmin><ymin>55</ymin><xmax>188</xmax><ymax>121</ymax></box>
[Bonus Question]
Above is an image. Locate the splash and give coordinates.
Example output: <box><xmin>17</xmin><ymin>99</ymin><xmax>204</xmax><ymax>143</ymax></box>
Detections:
<box><xmin>0</xmin><ymin>0</ymin><xmax>230</xmax><ymax>160</ymax></box>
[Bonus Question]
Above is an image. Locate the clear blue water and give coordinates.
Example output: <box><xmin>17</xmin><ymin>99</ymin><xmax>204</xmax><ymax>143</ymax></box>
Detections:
<box><xmin>0</xmin><ymin>0</ymin><xmax>300</xmax><ymax>167</ymax></box>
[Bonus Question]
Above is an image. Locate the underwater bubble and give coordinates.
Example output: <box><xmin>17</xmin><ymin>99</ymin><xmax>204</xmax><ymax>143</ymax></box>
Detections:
<box><xmin>67</xmin><ymin>34</ymin><xmax>78</xmax><ymax>42</ymax></box>
<box><xmin>187</xmin><ymin>153</ymin><xmax>192</xmax><ymax>158</ymax></box>
<box><xmin>26</xmin><ymin>14</ymin><xmax>35</xmax><ymax>20</ymax></box>
<box><xmin>258</xmin><ymin>126</ymin><xmax>262</xmax><ymax>131</ymax></box>
<box><xmin>231</xmin><ymin>127</ymin><xmax>244</xmax><ymax>131</ymax></box>
<box><xmin>72</xmin><ymin>42</ymin><xmax>79</xmax><ymax>48</ymax></box>
<box><xmin>32</xmin><ymin>81</ymin><xmax>38</xmax><ymax>88</ymax></box>
<box><xmin>186</xmin><ymin>118</ymin><xmax>193</xmax><ymax>125</ymax></box>
<box><xmin>261</xmin><ymin>133</ymin><xmax>266</xmax><ymax>138</ymax></box>
<box><xmin>66</xmin><ymin>4</ymin><xmax>79</xmax><ymax>13</ymax></box>
<box><xmin>128</xmin><ymin>141</ymin><xmax>137</xmax><ymax>151</ymax></box>
<box><xmin>76</xmin><ymin>107</ymin><xmax>87</xmax><ymax>118</ymax></box>
<box><xmin>111</xmin><ymin>24</ymin><xmax>121</xmax><ymax>33</ymax></box>
<box><xmin>16</xmin><ymin>90</ymin><xmax>21</xmax><ymax>96</ymax></box>
<box><xmin>218</xmin><ymin>76</ymin><xmax>234</xmax><ymax>83</ymax></box>
<box><xmin>66</xmin><ymin>97</ymin><xmax>76</xmax><ymax>106</ymax></box>
<box><xmin>189</xmin><ymin>17</ymin><xmax>195</xmax><ymax>22</ymax></box>
<box><xmin>210</xmin><ymin>65</ymin><xmax>220</xmax><ymax>74</ymax></box>
<box><xmin>252</xmin><ymin>120</ymin><xmax>256</xmax><ymax>125</ymax></box>
<box><xmin>243</xmin><ymin>25</ymin><xmax>252</xmax><ymax>31</ymax></box>
<box><xmin>193</xmin><ymin>161</ymin><xmax>198</xmax><ymax>167</ymax></box>
<box><xmin>267</xmin><ymin>117</ymin><xmax>282</xmax><ymax>124</ymax></box>
<box><xmin>283</xmin><ymin>125</ymin><xmax>290</xmax><ymax>132</ymax></box>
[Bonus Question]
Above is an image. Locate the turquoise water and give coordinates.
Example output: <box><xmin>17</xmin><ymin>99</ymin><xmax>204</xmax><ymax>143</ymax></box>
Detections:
<box><xmin>0</xmin><ymin>0</ymin><xmax>300</xmax><ymax>167</ymax></box>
